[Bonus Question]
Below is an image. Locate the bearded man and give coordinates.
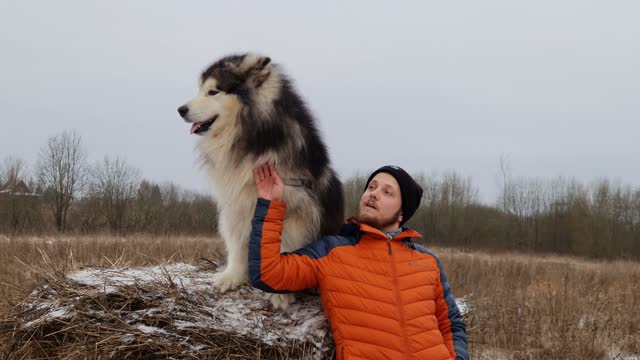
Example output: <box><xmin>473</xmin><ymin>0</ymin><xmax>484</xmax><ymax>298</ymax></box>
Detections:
<box><xmin>249</xmin><ymin>163</ymin><xmax>468</xmax><ymax>360</ymax></box>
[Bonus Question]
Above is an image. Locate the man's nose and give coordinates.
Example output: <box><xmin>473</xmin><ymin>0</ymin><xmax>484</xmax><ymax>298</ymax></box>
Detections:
<box><xmin>177</xmin><ymin>105</ymin><xmax>189</xmax><ymax>117</ymax></box>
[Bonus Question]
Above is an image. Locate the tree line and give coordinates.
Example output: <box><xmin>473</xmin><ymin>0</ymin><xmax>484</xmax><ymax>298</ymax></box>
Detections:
<box><xmin>343</xmin><ymin>160</ymin><xmax>640</xmax><ymax>260</ymax></box>
<box><xmin>0</xmin><ymin>131</ymin><xmax>216</xmax><ymax>235</ymax></box>
<box><xmin>2</xmin><ymin>131</ymin><xmax>639</xmax><ymax>259</ymax></box>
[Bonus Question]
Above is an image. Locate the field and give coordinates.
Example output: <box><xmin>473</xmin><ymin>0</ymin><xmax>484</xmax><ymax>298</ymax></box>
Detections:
<box><xmin>1</xmin><ymin>234</ymin><xmax>638</xmax><ymax>359</ymax></box>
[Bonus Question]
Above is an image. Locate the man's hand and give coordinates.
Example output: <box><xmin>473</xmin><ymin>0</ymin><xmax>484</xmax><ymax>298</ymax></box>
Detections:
<box><xmin>253</xmin><ymin>162</ymin><xmax>284</xmax><ymax>201</ymax></box>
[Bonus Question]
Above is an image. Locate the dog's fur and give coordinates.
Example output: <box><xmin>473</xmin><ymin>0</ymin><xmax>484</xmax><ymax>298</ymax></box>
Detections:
<box><xmin>178</xmin><ymin>54</ymin><xmax>344</xmax><ymax>308</ymax></box>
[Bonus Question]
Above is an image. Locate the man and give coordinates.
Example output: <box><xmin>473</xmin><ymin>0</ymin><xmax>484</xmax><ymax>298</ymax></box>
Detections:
<box><xmin>249</xmin><ymin>163</ymin><xmax>468</xmax><ymax>360</ymax></box>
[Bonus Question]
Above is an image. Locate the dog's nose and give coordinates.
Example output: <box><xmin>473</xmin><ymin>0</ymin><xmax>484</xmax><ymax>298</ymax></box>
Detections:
<box><xmin>177</xmin><ymin>105</ymin><xmax>189</xmax><ymax>117</ymax></box>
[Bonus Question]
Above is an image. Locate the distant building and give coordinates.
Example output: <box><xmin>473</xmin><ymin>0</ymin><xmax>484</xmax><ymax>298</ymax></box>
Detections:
<box><xmin>0</xmin><ymin>178</ymin><xmax>40</xmax><ymax>197</ymax></box>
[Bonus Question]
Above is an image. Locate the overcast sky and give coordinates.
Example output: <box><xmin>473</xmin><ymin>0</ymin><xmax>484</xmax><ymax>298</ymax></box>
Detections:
<box><xmin>1</xmin><ymin>1</ymin><xmax>638</xmax><ymax>203</ymax></box>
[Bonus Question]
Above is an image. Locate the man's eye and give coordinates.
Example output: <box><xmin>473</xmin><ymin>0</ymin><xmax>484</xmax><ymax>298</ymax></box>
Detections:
<box><xmin>208</xmin><ymin>90</ymin><xmax>219</xmax><ymax>96</ymax></box>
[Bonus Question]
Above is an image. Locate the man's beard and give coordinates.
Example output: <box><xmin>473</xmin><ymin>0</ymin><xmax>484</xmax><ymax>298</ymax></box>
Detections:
<box><xmin>356</xmin><ymin>208</ymin><xmax>401</xmax><ymax>231</ymax></box>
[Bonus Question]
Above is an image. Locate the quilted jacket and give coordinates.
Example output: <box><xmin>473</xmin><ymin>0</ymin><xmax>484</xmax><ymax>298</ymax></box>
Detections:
<box><xmin>249</xmin><ymin>198</ymin><xmax>468</xmax><ymax>360</ymax></box>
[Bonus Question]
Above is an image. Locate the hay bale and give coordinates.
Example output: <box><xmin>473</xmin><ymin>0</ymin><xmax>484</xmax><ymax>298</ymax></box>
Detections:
<box><xmin>1</xmin><ymin>258</ymin><xmax>471</xmax><ymax>359</ymax></box>
<box><xmin>1</xmin><ymin>261</ymin><xmax>333</xmax><ymax>359</ymax></box>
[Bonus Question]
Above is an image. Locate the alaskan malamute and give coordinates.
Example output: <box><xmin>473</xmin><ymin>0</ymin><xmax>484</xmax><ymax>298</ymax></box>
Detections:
<box><xmin>178</xmin><ymin>54</ymin><xmax>344</xmax><ymax>308</ymax></box>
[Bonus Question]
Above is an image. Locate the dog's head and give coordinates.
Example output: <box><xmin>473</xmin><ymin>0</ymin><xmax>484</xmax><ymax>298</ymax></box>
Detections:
<box><xmin>178</xmin><ymin>54</ymin><xmax>278</xmax><ymax>136</ymax></box>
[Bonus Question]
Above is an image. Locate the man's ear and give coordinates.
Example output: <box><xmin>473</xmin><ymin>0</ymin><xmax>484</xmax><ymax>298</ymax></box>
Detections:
<box><xmin>398</xmin><ymin>212</ymin><xmax>403</xmax><ymax>224</ymax></box>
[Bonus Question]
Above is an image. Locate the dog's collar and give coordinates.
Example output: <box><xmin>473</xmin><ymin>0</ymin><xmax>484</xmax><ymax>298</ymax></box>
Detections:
<box><xmin>284</xmin><ymin>178</ymin><xmax>313</xmax><ymax>189</ymax></box>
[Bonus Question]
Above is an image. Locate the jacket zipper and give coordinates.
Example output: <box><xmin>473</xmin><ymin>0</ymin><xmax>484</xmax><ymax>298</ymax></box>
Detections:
<box><xmin>387</xmin><ymin>237</ymin><xmax>411</xmax><ymax>360</ymax></box>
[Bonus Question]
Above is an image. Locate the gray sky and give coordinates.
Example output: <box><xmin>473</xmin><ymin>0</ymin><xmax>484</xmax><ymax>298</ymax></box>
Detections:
<box><xmin>1</xmin><ymin>1</ymin><xmax>639</xmax><ymax>203</ymax></box>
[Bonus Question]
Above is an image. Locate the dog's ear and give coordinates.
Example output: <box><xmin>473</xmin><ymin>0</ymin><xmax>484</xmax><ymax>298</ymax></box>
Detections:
<box><xmin>251</xmin><ymin>57</ymin><xmax>272</xmax><ymax>88</ymax></box>
<box><xmin>256</xmin><ymin>57</ymin><xmax>271</xmax><ymax>71</ymax></box>
<box><xmin>253</xmin><ymin>72</ymin><xmax>271</xmax><ymax>88</ymax></box>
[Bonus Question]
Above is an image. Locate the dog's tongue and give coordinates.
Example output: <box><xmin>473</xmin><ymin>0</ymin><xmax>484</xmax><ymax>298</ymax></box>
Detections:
<box><xmin>190</xmin><ymin>122</ymin><xmax>201</xmax><ymax>134</ymax></box>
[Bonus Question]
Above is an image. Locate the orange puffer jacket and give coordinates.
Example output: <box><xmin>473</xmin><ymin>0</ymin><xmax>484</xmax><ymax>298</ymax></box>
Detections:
<box><xmin>249</xmin><ymin>199</ymin><xmax>468</xmax><ymax>360</ymax></box>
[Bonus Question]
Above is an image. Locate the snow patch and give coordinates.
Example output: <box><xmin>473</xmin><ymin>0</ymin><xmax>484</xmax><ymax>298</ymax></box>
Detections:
<box><xmin>608</xmin><ymin>347</ymin><xmax>640</xmax><ymax>360</ymax></box>
<box><xmin>455</xmin><ymin>297</ymin><xmax>469</xmax><ymax>316</ymax></box>
<box><xmin>136</xmin><ymin>324</ymin><xmax>169</xmax><ymax>335</ymax></box>
<box><xmin>23</xmin><ymin>303</ymin><xmax>72</xmax><ymax>327</ymax></box>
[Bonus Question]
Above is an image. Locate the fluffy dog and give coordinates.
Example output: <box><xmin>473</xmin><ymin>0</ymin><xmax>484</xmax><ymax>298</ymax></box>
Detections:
<box><xmin>178</xmin><ymin>54</ymin><xmax>344</xmax><ymax>308</ymax></box>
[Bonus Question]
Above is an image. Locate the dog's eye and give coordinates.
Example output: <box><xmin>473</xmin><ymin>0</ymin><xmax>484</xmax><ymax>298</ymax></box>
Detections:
<box><xmin>207</xmin><ymin>90</ymin><xmax>219</xmax><ymax>96</ymax></box>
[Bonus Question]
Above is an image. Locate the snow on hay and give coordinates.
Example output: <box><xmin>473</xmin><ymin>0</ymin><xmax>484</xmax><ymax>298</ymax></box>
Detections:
<box><xmin>2</xmin><ymin>262</ymin><xmax>332</xmax><ymax>359</ymax></box>
<box><xmin>2</xmin><ymin>262</ymin><xmax>470</xmax><ymax>359</ymax></box>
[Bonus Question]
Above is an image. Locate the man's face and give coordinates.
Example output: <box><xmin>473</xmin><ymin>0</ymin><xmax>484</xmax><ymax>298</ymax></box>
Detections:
<box><xmin>357</xmin><ymin>172</ymin><xmax>403</xmax><ymax>231</ymax></box>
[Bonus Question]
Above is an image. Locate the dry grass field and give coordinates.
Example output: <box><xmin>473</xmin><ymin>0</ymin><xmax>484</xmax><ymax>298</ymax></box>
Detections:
<box><xmin>0</xmin><ymin>234</ymin><xmax>638</xmax><ymax>359</ymax></box>
<box><xmin>438</xmin><ymin>248</ymin><xmax>640</xmax><ymax>359</ymax></box>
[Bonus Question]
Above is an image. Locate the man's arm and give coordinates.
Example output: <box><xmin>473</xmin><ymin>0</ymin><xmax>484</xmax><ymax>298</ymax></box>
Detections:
<box><xmin>248</xmin><ymin>163</ymin><xmax>321</xmax><ymax>292</ymax></box>
<box><xmin>434</xmin><ymin>257</ymin><xmax>469</xmax><ymax>360</ymax></box>
<box><xmin>248</xmin><ymin>198</ymin><xmax>321</xmax><ymax>292</ymax></box>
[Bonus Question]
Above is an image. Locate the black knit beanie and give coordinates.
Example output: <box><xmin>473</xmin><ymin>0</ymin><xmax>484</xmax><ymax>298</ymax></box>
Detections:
<box><xmin>364</xmin><ymin>165</ymin><xmax>424</xmax><ymax>226</ymax></box>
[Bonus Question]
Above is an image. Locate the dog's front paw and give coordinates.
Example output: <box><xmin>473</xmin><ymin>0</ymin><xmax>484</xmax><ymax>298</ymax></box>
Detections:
<box><xmin>264</xmin><ymin>293</ymin><xmax>296</xmax><ymax>310</ymax></box>
<box><xmin>212</xmin><ymin>270</ymin><xmax>247</xmax><ymax>292</ymax></box>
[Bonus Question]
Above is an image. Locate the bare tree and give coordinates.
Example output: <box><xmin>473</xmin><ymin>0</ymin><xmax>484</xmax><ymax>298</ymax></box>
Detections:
<box><xmin>414</xmin><ymin>171</ymin><xmax>479</xmax><ymax>245</ymax></box>
<box><xmin>135</xmin><ymin>180</ymin><xmax>164</xmax><ymax>231</ymax></box>
<box><xmin>498</xmin><ymin>153</ymin><xmax>513</xmax><ymax>213</ymax></box>
<box><xmin>0</xmin><ymin>156</ymin><xmax>27</xmax><ymax>190</ymax></box>
<box><xmin>35</xmin><ymin>131</ymin><xmax>88</xmax><ymax>232</ymax></box>
<box><xmin>89</xmin><ymin>156</ymin><xmax>141</xmax><ymax>233</ymax></box>
<box><xmin>342</xmin><ymin>174</ymin><xmax>367</xmax><ymax>218</ymax></box>
<box><xmin>0</xmin><ymin>156</ymin><xmax>31</xmax><ymax>233</ymax></box>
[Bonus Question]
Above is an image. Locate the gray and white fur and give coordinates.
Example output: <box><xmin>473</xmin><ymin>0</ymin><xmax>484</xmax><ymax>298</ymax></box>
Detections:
<box><xmin>178</xmin><ymin>54</ymin><xmax>344</xmax><ymax>308</ymax></box>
